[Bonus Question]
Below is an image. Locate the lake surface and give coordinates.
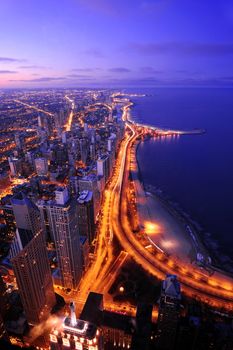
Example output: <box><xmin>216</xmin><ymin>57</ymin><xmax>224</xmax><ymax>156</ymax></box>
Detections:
<box><xmin>128</xmin><ymin>88</ymin><xmax>233</xmax><ymax>262</ymax></box>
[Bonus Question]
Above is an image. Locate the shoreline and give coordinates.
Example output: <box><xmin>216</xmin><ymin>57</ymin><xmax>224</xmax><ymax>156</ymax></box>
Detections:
<box><xmin>125</xmin><ymin>98</ymin><xmax>233</xmax><ymax>276</ymax></box>
<box><xmin>134</xmin><ymin>136</ymin><xmax>233</xmax><ymax>278</ymax></box>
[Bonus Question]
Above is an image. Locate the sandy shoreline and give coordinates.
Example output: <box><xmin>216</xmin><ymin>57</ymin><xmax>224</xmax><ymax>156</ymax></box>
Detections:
<box><xmin>131</xmin><ymin>136</ymin><xmax>233</xmax><ymax>279</ymax></box>
<box><xmin>132</xmin><ymin>140</ymin><xmax>198</xmax><ymax>263</ymax></box>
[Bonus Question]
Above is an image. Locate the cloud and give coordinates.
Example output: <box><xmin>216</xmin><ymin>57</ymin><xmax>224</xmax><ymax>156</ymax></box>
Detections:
<box><xmin>66</xmin><ymin>74</ymin><xmax>92</xmax><ymax>78</ymax></box>
<box><xmin>139</xmin><ymin>66</ymin><xmax>162</xmax><ymax>74</ymax></box>
<box><xmin>109</xmin><ymin>67</ymin><xmax>131</xmax><ymax>73</ymax></box>
<box><xmin>71</xmin><ymin>68</ymin><xmax>101</xmax><ymax>72</ymax></box>
<box><xmin>9</xmin><ymin>76</ymin><xmax>67</xmax><ymax>83</ymax></box>
<box><xmin>18</xmin><ymin>65</ymin><xmax>48</xmax><ymax>69</ymax></box>
<box><xmin>83</xmin><ymin>48</ymin><xmax>104</xmax><ymax>57</ymax></box>
<box><xmin>0</xmin><ymin>57</ymin><xmax>26</xmax><ymax>63</ymax></box>
<box><xmin>0</xmin><ymin>70</ymin><xmax>18</xmax><ymax>74</ymax></box>
<box><xmin>126</xmin><ymin>42</ymin><xmax>233</xmax><ymax>56</ymax></box>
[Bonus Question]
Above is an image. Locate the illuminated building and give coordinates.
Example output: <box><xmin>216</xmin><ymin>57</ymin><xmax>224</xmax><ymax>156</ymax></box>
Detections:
<box><xmin>155</xmin><ymin>274</ymin><xmax>181</xmax><ymax>350</ymax></box>
<box><xmin>90</xmin><ymin>144</ymin><xmax>96</xmax><ymax>161</ymax></box>
<box><xmin>14</xmin><ymin>132</ymin><xmax>24</xmax><ymax>150</ymax></box>
<box><xmin>80</xmin><ymin>293</ymin><xmax>133</xmax><ymax>350</ymax></box>
<box><xmin>0</xmin><ymin>314</ymin><xmax>7</xmax><ymax>342</ymax></box>
<box><xmin>69</xmin><ymin>176</ymin><xmax>79</xmax><ymax>196</ymax></box>
<box><xmin>8</xmin><ymin>156</ymin><xmax>22</xmax><ymax>177</ymax></box>
<box><xmin>107</xmin><ymin>134</ymin><xmax>116</xmax><ymax>153</ymax></box>
<box><xmin>80</xmin><ymin>236</ymin><xmax>90</xmax><ymax>271</ymax></box>
<box><xmin>96</xmin><ymin>155</ymin><xmax>110</xmax><ymax>185</ymax></box>
<box><xmin>79</xmin><ymin>138</ymin><xmax>89</xmax><ymax>165</ymax></box>
<box><xmin>78</xmin><ymin>174</ymin><xmax>100</xmax><ymax>221</ymax></box>
<box><xmin>0</xmin><ymin>195</ymin><xmax>16</xmax><ymax>237</ymax></box>
<box><xmin>0</xmin><ymin>275</ymin><xmax>8</xmax><ymax>341</ymax></box>
<box><xmin>34</xmin><ymin>157</ymin><xmax>48</xmax><ymax>176</ymax></box>
<box><xmin>50</xmin><ymin>302</ymin><xmax>103</xmax><ymax>350</ymax></box>
<box><xmin>39</xmin><ymin>187</ymin><xmax>82</xmax><ymax>290</ymax></box>
<box><xmin>10</xmin><ymin>193</ymin><xmax>55</xmax><ymax>325</ymax></box>
<box><xmin>77</xmin><ymin>191</ymin><xmax>95</xmax><ymax>245</ymax></box>
<box><xmin>62</xmin><ymin>131</ymin><xmax>67</xmax><ymax>144</ymax></box>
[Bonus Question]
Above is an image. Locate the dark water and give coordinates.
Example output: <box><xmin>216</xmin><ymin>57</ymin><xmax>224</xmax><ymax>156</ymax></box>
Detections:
<box><xmin>129</xmin><ymin>88</ymin><xmax>233</xmax><ymax>259</ymax></box>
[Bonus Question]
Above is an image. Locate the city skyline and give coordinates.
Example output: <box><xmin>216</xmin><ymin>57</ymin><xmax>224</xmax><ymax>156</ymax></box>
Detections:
<box><xmin>1</xmin><ymin>0</ymin><xmax>233</xmax><ymax>88</ymax></box>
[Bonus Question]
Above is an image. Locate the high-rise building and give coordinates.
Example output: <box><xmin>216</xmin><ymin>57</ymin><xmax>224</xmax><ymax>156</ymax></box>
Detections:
<box><xmin>8</xmin><ymin>156</ymin><xmax>22</xmax><ymax>177</ymax></box>
<box><xmin>34</xmin><ymin>157</ymin><xmax>48</xmax><ymax>176</ymax></box>
<box><xmin>10</xmin><ymin>193</ymin><xmax>55</xmax><ymax>325</ymax></box>
<box><xmin>155</xmin><ymin>274</ymin><xmax>181</xmax><ymax>350</ymax></box>
<box><xmin>79</xmin><ymin>138</ymin><xmax>89</xmax><ymax>164</ymax></box>
<box><xmin>97</xmin><ymin>155</ymin><xmax>110</xmax><ymax>184</ymax></box>
<box><xmin>39</xmin><ymin>187</ymin><xmax>82</xmax><ymax>290</ymax></box>
<box><xmin>77</xmin><ymin>191</ymin><xmax>95</xmax><ymax>244</ymax></box>
<box><xmin>0</xmin><ymin>275</ymin><xmax>8</xmax><ymax>340</ymax></box>
<box><xmin>0</xmin><ymin>314</ymin><xmax>7</xmax><ymax>342</ymax></box>
<box><xmin>80</xmin><ymin>236</ymin><xmax>90</xmax><ymax>271</ymax></box>
<box><xmin>50</xmin><ymin>302</ymin><xmax>103</xmax><ymax>350</ymax></box>
<box><xmin>90</xmin><ymin>143</ymin><xmax>96</xmax><ymax>161</ymax></box>
<box><xmin>15</xmin><ymin>133</ymin><xmax>24</xmax><ymax>150</ymax></box>
<box><xmin>78</xmin><ymin>174</ymin><xmax>100</xmax><ymax>221</ymax></box>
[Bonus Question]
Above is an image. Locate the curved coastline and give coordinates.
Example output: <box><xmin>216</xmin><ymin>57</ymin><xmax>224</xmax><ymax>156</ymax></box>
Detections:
<box><xmin>127</xmin><ymin>100</ymin><xmax>233</xmax><ymax>278</ymax></box>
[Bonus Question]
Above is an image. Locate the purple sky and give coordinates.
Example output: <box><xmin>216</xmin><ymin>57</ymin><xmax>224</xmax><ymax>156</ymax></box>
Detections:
<box><xmin>1</xmin><ymin>0</ymin><xmax>233</xmax><ymax>87</ymax></box>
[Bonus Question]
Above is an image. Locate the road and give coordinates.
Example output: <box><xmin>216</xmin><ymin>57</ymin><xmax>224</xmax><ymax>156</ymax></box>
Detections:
<box><xmin>64</xmin><ymin>95</ymin><xmax>75</xmax><ymax>131</ymax></box>
<box><xmin>14</xmin><ymin>100</ymin><xmax>54</xmax><ymax>117</ymax></box>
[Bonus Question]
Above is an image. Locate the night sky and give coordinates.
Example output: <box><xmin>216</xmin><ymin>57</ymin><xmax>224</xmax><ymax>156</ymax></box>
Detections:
<box><xmin>0</xmin><ymin>0</ymin><xmax>233</xmax><ymax>87</ymax></box>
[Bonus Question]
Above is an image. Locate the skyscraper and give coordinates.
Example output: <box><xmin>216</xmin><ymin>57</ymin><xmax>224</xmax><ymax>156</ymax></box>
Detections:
<box><xmin>8</xmin><ymin>156</ymin><xmax>22</xmax><ymax>177</ymax></box>
<box><xmin>39</xmin><ymin>187</ymin><xmax>82</xmax><ymax>290</ymax></box>
<box><xmin>78</xmin><ymin>174</ymin><xmax>100</xmax><ymax>221</ymax></box>
<box><xmin>97</xmin><ymin>155</ymin><xmax>110</xmax><ymax>185</ymax></box>
<box><xmin>34</xmin><ymin>157</ymin><xmax>48</xmax><ymax>176</ymax></box>
<box><xmin>79</xmin><ymin>138</ymin><xmax>89</xmax><ymax>165</ymax></box>
<box><xmin>10</xmin><ymin>193</ymin><xmax>56</xmax><ymax>325</ymax></box>
<box><xmin>156</xmin><ymin>274</ymin><xmax>181</xmax><ymax>350</ymax></box>
<box><xmin>77</xmin><ymin>191</ymin><xmax>95</xmax><ymax>244</ymax></box>
<box><xmin>14</xmin><ymin>132</ymin><xmax>24</xmax><ymax>150</ymax></box>
<box><xmin>0</xmin><ymin>275</ymin><xmax>8</xmax><ymax>341</ymax></box>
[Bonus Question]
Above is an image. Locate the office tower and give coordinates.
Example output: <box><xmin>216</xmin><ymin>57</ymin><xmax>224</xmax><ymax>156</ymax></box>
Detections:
<box><xmin>0</xmin><ymin>195</ymin><xmax>15</xmax><ymax>236</ymax></box>
<box><xmin>77</xmin><ymin>191</ymin><xmax>95</xmax><ymax>244</ymax></box>
<box><xmin>26</xmin><ymin>151</ymin><xmax>34</xmax><ymax>165</ymax></box>
<box><xmin>61</xmin><ymin>131</ymin><xmax>67</xmax><ymax>144</ymax></box>
<box><xmin>132</xmin><ymin>303</ymin><xmax>153</xmax><ymax>350</ymax></box>
<box><xmin>78</xmin><ymin>174</ymin><xmax>100</xmax><ymax>221</ymax></box>
<box><xmin>69</xmin><ymin>176</ymin><xmax>79</xmax><ymax>196</ymax></box>
<box><xmin>80</xmin><ymin>236</ymin><xmax>89</xmax><ymax>271</ymax></box>
<box><xmin>8</xmin><ymin>156</ymin><xmax>22</xmax><ymax>177</ymax></box>
<box><xmin>50</xmin><ymin>302</ymin><xmax>103</xmax><ymax>350</ymax></box>
<box><xmin>39</xmin><ymin>129</ymin><xmax>49</xmax><ymax>148</ymax></box>
<box><xmin>107</xmin><ymin>134</ymin><xmax>116</xmax><ymax>152</ymax></box>
<box><xmin>0</xmin><ymin>275</ymin><xmax>9</xmax><ymax>341</ymax></box>
<box><xmin>84</xmin><ymin>123</ymin><xmax>88</xmax><ymax>132</ymax></box>
<box><xmin>40</xmin><ymin>187</ymin><xmax>82</xmax><ymax>290</ymax></box>
<box><xmin>80</xmin><ymin>292</ymin><xmax>133</xmax><ymax>350</ymax></box>
<box><xmin>79</xmin><ymin>138</ymin><xmax>89</xmax><ymax>164</ymax></box>
<box><xmin>0</xmin><ymin>275</ymin><xmax>8</xmax><ymax>318</ymax></box>
<box><xmin>91</xmin><ymin>129</ymin><xmax>96</xmax><ymax>144</ymax></box>
<box><xmin>156</xmin><ymin>274</ymin><xmax>181</xmax><ymax>350</ymax></box>
<box><xmin>54</xmin><ymin>145</ymin><xmax>68</xmax><ymax>165</ymax></box>
<box><xmin>34</xmin><ymin>157</ymin><xmax>48</xmax><ymax>176</ymax></box>
<box><xmin>90</xmin><ymin>144</ymin><xmax>96</xmax><ymax>161</ymax></box>
<box><xmin>10</xmin><ymin>193</ymin><xmax>55</xmax><ymax>325</ymax></box>
<box><xmin>38</xmin><ymin>113</ymin><xmax>44</xmax><ymax>128</ymax></box>
<box><xmin>15</xmin><ymin>132</ymin><xmax>24</xmax><ymax>150</ymax></box>
<box><xmin>97</xmin><ymin>155</ymin><xmax>110</xmax><ymax>184</ymax></box>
